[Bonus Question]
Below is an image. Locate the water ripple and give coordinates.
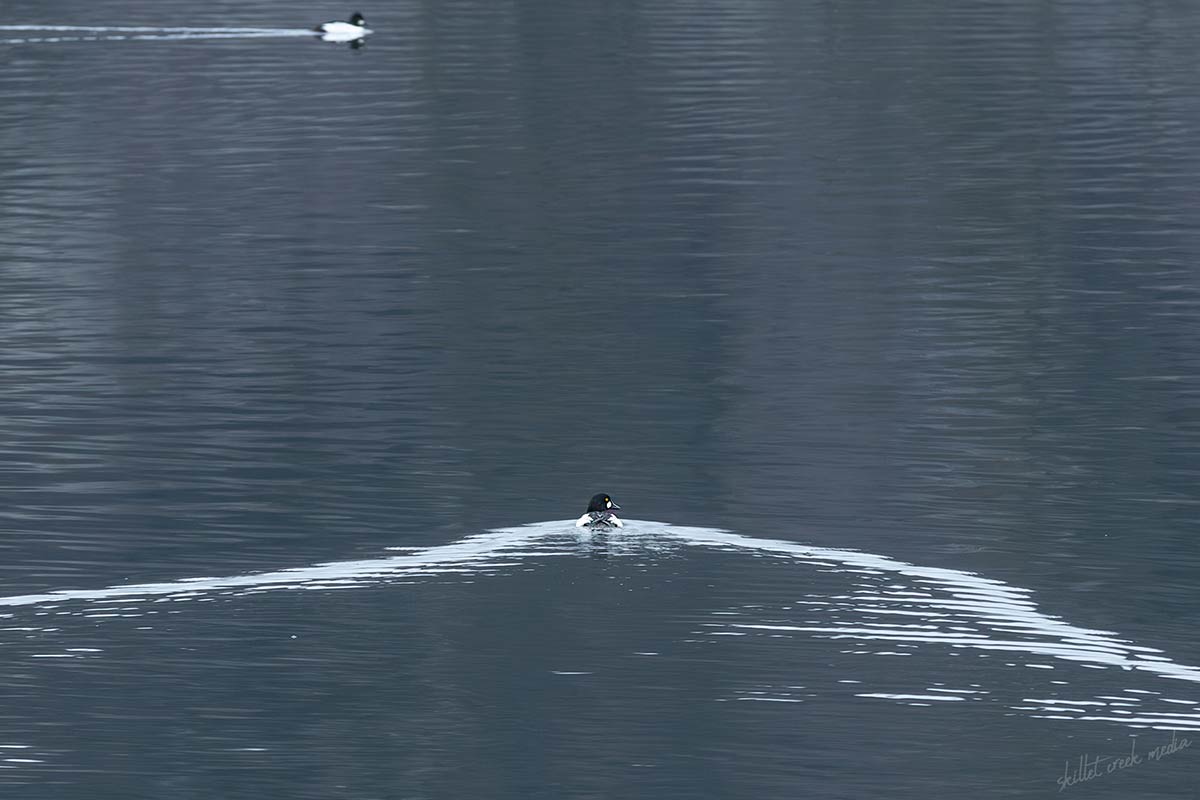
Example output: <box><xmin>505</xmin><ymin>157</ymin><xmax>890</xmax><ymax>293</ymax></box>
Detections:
<box><xmin>1</xmin><ymin>521</ymin><xmax>1198</xmax><ymax>734</ymax></box>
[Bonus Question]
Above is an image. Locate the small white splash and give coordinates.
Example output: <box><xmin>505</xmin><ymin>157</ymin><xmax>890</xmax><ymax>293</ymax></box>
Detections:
<box><xmin>857</xmin><ymin>693</ymin><xmax>966</xmax><ymax>702</ymax></box>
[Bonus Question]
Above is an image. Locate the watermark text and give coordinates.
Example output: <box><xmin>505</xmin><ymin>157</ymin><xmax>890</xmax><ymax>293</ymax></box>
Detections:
<box><xmin>1057</xmin><ymin>731</ymin><xmax>1191</xmax><ymax>791</ymax></box>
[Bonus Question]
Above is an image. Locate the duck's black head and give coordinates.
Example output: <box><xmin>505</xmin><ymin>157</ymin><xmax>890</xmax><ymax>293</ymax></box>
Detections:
<box><xmin>349</xmin><ymin>12</ymin><xmax>366</xmax><ymax>25</ymax></box>
<box><xmin>586</xmin><ymin>493</ymin><xmax>620</xmax><ymax>513</ymax></box>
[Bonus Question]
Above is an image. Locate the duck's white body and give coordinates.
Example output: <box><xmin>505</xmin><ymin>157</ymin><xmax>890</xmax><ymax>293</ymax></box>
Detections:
<box><xmin>317</xmin><ymin>21</ymin><xmax>368</xmax><ymax>36</ymax></box>
<box><xmin>576</xmin><ymin>513</ymin><xmax>623</xmax><ymax>528</ymax></box>
<box><xmin>314</xmin><ymin>14</ymin><xmax>370</xmax><ymax>41</ymax></box>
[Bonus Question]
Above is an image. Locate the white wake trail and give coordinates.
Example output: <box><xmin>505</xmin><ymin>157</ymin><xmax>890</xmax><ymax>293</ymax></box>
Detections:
<box><xmin>0</xmin><ymin>519</ymin><xmax>1196</xmax><ymax>730</ymax></box>
<box><xmin>0</xmin><ymin>25</ymin><xmax>325</xmax><ymax>44</ymax></box>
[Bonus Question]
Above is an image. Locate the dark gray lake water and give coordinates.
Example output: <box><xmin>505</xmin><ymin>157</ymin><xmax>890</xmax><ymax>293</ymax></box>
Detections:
<box><xmin>3</xmin><ymin>1</ymin><xmax>1200</xmax><ymax>797</ymax></box>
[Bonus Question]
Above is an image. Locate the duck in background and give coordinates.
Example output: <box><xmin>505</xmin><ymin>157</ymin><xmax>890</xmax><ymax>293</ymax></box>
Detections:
<box><xmin>313</xmin><ymin>12</ymin><xmax>371</xmax><ymax>42</ymax></box>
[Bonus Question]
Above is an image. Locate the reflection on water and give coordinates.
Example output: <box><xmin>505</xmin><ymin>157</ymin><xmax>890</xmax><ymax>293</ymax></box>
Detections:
<box><xmin>3</xmin><ymin>521</ymin><xmax>1199</xmax><ymax>743</ymax></box>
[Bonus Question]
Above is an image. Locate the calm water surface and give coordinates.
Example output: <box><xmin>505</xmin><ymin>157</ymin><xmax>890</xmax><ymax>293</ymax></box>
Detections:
<box><xmin>2</xmin><ymin>0</ymin><xmax>1200</xmax><ymax>797</ymax></box>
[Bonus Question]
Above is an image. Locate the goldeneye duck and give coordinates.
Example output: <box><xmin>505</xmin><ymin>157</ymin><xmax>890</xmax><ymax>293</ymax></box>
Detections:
<box><xmin>575</xmin><ymin>493</ymin><xmax>622</xmax><ymax>528</ymax></box>
<box><xmin>314</xmin><ymin>12</ymin><xmax>369</xmax><ymax>36</ymax></box>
